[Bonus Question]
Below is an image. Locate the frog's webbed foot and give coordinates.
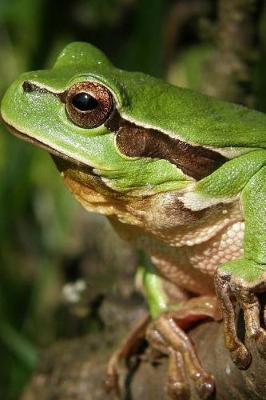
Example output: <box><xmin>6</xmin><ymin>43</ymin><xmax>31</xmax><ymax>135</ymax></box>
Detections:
<box><xmin>215</xmin><ymin>260</ymin><xmax>266</xmax><ymax>369</ymax></box>
<box><xmin>146</xmin><ymin>311</ymin><xmax>215</xmax><ymax>400</ymax></box>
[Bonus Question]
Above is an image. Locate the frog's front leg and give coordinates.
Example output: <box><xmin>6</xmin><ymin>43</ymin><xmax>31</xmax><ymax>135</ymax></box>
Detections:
<box><xmin>146</xmin><ymin>307</ymin><xmax>216</xmax><ymax>400</ymax></box>
<box><xmin>143</xmin><ymin>263</ymin><xmax>219</xmax><ymax>400</ymax></box>
<box><xmin>215</xmin><ymin>260</ymin><xmax>266</xmax><ymax>368</ymax></box>
<box><xmin>215</xmin><ymin>166</ymin><xmax>266</xmax><ymax>369</ymax></box>
<box><xmin>106</xmin><ymin>263</ymin><xmax>219</xmax><ymax>399</ymax></box>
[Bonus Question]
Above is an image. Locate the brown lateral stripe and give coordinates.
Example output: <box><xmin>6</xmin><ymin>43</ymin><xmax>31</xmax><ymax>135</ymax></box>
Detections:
<box><xmin>106</xmin><ymin>110</ymin><xmax>227</xmax><ymax>180</ymax></box>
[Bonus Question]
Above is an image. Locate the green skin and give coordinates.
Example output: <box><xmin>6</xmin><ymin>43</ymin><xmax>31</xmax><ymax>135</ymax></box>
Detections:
<box><xmin>1</xmin><ymin>42</ymin><xmax>266</xmax><ymax>392</ymax></box>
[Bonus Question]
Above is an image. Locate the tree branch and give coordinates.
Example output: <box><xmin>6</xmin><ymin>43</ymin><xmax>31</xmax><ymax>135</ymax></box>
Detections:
<box><xmin>21</xmin><ymin>307</ymin><xmax>266</xmax><ymax>400</ymax></box>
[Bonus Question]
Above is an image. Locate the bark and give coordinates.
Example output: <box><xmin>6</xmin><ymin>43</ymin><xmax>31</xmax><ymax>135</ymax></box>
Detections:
<box><xmin>21</xmin><ymin>299</ymin><xmax>266</xmax><ymax>400</ymax></box>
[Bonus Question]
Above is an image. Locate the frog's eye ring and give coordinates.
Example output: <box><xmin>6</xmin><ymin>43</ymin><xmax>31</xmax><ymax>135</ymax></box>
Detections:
<box><xmin>65</xmin><ymin>82</ymin><xmax>113</xmax><ymax>128</ymax></box>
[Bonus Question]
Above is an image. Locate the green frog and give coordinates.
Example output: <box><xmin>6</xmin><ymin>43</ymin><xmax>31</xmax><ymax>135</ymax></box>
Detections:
<box><xmin>1</xmin><ymin>42</ymin><xmax>266</xmax><ymax>399</ymax></box>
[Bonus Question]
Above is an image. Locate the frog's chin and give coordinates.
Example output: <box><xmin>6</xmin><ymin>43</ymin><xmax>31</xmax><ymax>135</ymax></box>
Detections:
<box><xmin>2</xmin><ymin>120</ymin><xmax>93</xmax><ymax>171</ymax></box>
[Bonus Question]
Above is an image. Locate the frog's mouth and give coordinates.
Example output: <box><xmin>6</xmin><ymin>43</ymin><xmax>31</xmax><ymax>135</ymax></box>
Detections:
<box><xmin>2</xmin><ymin>118</ymin><xmax>128</xmax><ymax>200</ymax></box>
<box><xmin>2</xmin><ymin>119</ymin><xmax>95</xmax><ymax>172</ymax></box>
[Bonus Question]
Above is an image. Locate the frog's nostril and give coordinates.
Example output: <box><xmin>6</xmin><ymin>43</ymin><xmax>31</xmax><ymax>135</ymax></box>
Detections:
<box><xmin>22</xmin><ymin>81</ymin><xmax>36</xmax><ymax>93</ymax></box>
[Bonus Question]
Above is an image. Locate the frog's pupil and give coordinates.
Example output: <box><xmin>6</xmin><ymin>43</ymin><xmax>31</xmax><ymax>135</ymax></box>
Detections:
<box><xmin>72</xmin><ymin>92</ymin><xmax>98</xmax><ymax>111</ymax></box>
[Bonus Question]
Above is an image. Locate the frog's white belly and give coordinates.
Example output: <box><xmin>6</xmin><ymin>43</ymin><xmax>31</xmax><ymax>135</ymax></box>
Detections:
<box><xmin>111</xmin><ymin>218</ymin><xmax>244</xmax><ymax>295</ymax></box>
<box><xmin>147</xmin><ymin>222</ymin><xmax>243</xmax><ymax>294</ymax></box>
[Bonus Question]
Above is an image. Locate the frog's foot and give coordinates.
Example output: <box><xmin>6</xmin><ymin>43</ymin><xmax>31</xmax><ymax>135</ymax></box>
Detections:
<box><xmin>215</xmin><ymin>259</ymin><xmax>266</xmax><ymax>369</ymax></box>
<box><xmin>105</xmin><ymin>314</ymin><xmax>149</xmax><ymax>396</ymax></box>
<box><xmin>146</xmin><ymin>312</ymin><xmax>215</xmax><ymax>400</ymax></box>
<box><xmin>146</xmin><ymin>296</ymin><xmax>219</xmax><ymax>400</ymax></box>
<box><xmin>105</xmin><ymin>296</ymin><xmax>218</xmax><ymax>399</ymax></box>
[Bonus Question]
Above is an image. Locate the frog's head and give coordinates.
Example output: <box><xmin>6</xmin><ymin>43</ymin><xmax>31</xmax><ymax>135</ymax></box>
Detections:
<box><xmin>1</xmin><ymin>42</ymin><xmax>225</xmax><ymax>199</ymax></box>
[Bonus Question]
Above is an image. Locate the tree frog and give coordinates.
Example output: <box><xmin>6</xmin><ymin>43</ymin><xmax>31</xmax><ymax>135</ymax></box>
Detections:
<box><xmin>1</xmin><ymin>42</ymin><xmax>266</xmax><ymax>400</ymax></box>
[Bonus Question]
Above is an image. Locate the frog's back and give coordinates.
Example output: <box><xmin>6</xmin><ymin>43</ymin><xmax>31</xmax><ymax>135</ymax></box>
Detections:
<box><xmin>118</xmin><ymin>71</ymin><xmax>266</xmax><ymax>151</ymax></box>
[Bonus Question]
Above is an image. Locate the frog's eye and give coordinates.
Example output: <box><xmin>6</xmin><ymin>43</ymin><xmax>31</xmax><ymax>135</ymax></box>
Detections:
<box><xmin>65</xmin><ymin>82</ymin><xmax>113</xmax><ymax>128</ymax></box>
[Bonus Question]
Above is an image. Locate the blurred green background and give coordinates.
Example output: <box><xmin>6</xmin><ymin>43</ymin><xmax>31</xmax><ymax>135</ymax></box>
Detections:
<box><xmin>0</xmin><ymin>1</ymin><xmax>266</xmax><ymax>399</ymax></box>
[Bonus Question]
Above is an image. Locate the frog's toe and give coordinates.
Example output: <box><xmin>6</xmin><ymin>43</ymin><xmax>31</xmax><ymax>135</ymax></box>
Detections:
<box><xmin>166</xmin><ymin>348</ymin><xmax>215</xmax><ymax>400</ymax></box>
<box><xmin>215</xmin><ymin>264</ymin><xmax>266</xmax><ymax>369</ymax></box>
<box><xmin>214</xmin><ymin>271</ymin><xmax>251</xmax><ymax>368</ymax></box>
<box><xmin>167</xmin><ymin>350</ymin><xmax>190</xmax><ymax>400</ymax></box>
<box><xmin>105</xmin><ymin>368</ymin><xmax>120</xmax><ymax>396</ymax></box>
<box><xmin>235</xmin><ymin>290</ymin><xmax>266</xmax><ymax>358</ymax></box>
<box><xmin>146</xmin><ymin>313</ymin><xmax>215</xmax><ymax>400</ymax></box>
<box><xmin>194</xmin><ymin>373</ymin><xmax>215</xmax><ymax>400</ymax></box>
<box><xmin>230</xmin><ymin>343</ymin><xmax>251</xmax><ymax>369</ymax></box>
<box><xmin>254</xmin><ymin>328</ymin><xmax>266</xmax><ymax>357</ymax></box>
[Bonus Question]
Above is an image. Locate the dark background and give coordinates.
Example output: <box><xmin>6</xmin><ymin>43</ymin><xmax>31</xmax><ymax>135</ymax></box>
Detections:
<box><xmin>0</xmin><ymin>1</ymin><xmax>266</xmax><ymax>399</ymax></box>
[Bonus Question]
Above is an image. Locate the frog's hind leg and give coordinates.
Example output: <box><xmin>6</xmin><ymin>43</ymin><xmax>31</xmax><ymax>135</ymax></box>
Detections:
<box><xmin>105</xmin><ymin>313</ymin><xmax>150</xmax><ymax>396</ymax></box>
<box><xmin>105</xmin><ymin>295</ymin><xmax>219</xmax><ymax>399</ymax></box>
<box><xmin>146</xmin><ymin>296</ymin><xmax>220</xmax><ymax>400</ymax></box>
